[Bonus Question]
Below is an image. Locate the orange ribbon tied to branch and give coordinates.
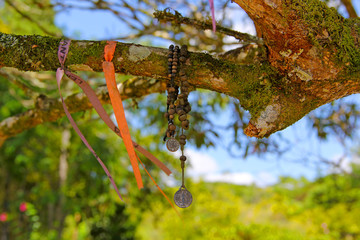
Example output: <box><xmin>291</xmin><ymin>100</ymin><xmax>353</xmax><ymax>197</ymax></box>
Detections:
<box><xmin>103</xmin><ymin>41</ymin><xmax>143</xmax><ymax>189</ymax></box>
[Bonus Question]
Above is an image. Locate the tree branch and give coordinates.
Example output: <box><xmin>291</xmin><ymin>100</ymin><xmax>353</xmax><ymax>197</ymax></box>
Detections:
<box><xmin>153</xmin><ymin>8</ymin><xmax>262</xmax><ymax>44</ymax></box>
<box><xmin>1</xmin><ymin>0</ymin><xmax>360</xmax><ymax>141</ymax></box>
<box><xmin>340</xmin><ymin>0</ymin><xmax>358</xmax><ymax>18</ymax></box>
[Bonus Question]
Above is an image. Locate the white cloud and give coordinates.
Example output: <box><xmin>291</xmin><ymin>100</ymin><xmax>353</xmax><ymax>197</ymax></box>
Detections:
<box><xmin>255</xmin><ymin>172</ymin><xmax>278</xmax><ymax>187</ymax></box>
<box><xmin>328</xmin><ymin>155</ymin><xmax>360</xmax><ymax>174</ymax></box>
<box><xmin>186</xmin><ymin>149</ymin><xmax>218</xmax><ymax>176</ymax></box>
<box><xmin>204</xmin><ymin>172</ymin><xmax>255</xmax><ymax>185</ymax></box>
<box><xmin>171</xmin><ymin>149</ymin><xmax>277</xmax><ymax>187</ymax></box>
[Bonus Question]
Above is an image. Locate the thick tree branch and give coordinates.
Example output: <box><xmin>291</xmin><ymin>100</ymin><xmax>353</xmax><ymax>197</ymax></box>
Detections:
<box><xmin>232</xmin><ymin>0</ymin><xmax>360</xmax><ymax>137</ymax></box>
<box><xmin>1</xmin><ymin>0</ymin><xmax>360</xmax><ymax>140</ymax></box>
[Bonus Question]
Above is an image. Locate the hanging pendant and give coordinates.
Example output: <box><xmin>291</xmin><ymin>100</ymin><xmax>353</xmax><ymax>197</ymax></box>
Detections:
<box><xmin>166</xmin><ymin>137</ymin><xmax>180</xmax><ymax>152</ymax></box>
<box><xmin>174</xmin><ymin>186</ymin><xmax>192</xmax><ymax>208</ymax></box>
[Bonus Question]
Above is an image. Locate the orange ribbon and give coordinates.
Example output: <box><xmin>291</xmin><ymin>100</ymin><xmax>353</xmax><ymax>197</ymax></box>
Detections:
<box><xmin>103</xmin><ymin>41</ymin><xmax>143</xmax><ymax>189</ymax></box>
<box><xmin>102</xmin><ymin>41</ymin><xmax>180</xmax><ymax>215</ymax></box>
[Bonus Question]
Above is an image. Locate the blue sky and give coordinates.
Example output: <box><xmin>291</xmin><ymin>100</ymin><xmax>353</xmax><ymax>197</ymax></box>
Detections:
<box><xmin>54</xmin><ymin>1</ymin><xmax>360</xmax><ymax>186</ymax></box>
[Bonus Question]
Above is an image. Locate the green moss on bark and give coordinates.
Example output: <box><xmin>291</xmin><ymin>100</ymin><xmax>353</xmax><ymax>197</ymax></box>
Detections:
<box><xmin>286</xmin><ymin>0</ymin><xmax>360</xmax><ymax>71</ymax></box>
<box><xmin>189</xmin><ymin>50</ymin><xmax>280</xmax><ymax>119</ymax></box>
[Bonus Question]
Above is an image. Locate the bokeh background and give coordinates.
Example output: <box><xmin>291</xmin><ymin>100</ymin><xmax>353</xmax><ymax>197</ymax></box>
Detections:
<box><xmin>1</xmin><ymin>0</ymin><xmax>360</xmax><ymax>239</ymax></box>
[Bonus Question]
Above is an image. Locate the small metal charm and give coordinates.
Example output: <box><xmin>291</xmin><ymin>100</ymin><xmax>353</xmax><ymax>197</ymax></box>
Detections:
<box><xmin>166</xmin><ymin>137</ymin><xmax>180</xmax><ymax>152</ymax></box>
<box><xmin>174</xmin><ymin>186</ymin><xmax>192</xmax><ymax>208</ymax></box>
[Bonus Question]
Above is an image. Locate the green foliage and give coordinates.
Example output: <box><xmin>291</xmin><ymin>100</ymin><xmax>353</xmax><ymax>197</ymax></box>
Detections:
<box><xmin>134</xmin><ymin>170</ymin><xmax>360</xmax><ymax>240</ymax></box>
<box><xmin>0</xmin><ymin>0</ymin><xmax>60</xmax><ymax>36</ymax></box>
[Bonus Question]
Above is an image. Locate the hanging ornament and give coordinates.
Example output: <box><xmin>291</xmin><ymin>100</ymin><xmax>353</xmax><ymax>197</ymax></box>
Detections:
<box><xmin>165</xmin><ymin>44</ymin><xmax>180</xmax><ymax>152</ymax></box>
<box><xmin>164</xmin><ymin>44</ymin><xmax>193</xmax><ymax>208</ymax></box>
<box><xmin>56</xmin><ymin>40</ymin><xmax>181</xmax><ymax>216</ymax></box>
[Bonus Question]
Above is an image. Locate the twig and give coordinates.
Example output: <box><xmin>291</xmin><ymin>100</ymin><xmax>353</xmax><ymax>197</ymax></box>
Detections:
<box><xmin>340</xmin><ymin>0</ymin><xmax>358</xmax><ymax>18</ymax></box>
<box><xmin>154</xmin><ymin>8</ymin><xmax>262</xmax><ymax>45</ymax></box>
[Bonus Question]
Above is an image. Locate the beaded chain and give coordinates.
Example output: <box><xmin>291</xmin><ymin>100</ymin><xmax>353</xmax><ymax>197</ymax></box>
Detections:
<box><xmin>165</xmin><ymin>44</ymin><xmax>193</xmax><ymax>208</ymax></box>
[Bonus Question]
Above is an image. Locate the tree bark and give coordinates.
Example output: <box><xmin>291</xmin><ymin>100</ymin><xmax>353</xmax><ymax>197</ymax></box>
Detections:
<box><xmin>0</xmin><ymin>0</ymin><xmax>359</xmax><ymax>140</ymax></box>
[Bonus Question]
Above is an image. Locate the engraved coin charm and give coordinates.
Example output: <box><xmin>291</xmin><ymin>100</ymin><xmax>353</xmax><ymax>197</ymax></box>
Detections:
<box><xmin>174</xmin><ymin>186</ymin><xmax>192</xmax><ymax>208</ymax></box>
<box><xmin>166</xmin><ymin>137</ymin><xmax>180</xmax><ymax>152</ymax></box>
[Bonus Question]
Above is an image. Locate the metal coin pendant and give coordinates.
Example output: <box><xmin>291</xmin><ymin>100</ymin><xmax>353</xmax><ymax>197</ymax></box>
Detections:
<box><xmin>166</xmin><ymin>137</ymin><xmax>180</xmax><ymax>152</ymax></box>
<box><xmin>174</xmin><ymin>186</ymin><xmax>192</xmax><ymax>208</ymax></box>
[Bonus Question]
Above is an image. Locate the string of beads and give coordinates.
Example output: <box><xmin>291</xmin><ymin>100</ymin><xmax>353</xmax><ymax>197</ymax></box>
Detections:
<box><xmin>164</xmin><ymin>44</ymin><xmax>193</xmax><ymax>208</ymax></box>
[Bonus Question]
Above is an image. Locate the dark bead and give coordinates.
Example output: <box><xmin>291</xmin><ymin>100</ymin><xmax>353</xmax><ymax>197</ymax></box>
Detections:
<box><xmin>169</xmin><ymin>104</ymin><xmax>175</xmax><ymax>109</ymax></box>
<box><xmin>168</xmin><ymin>58</ymin><xmax>173</xmax><ymax>62</ymax></box>
<box><xmin>172</xmin><ymin>65</ymin><xmax>177</xmax><ymax>69</ymax></box>
<box><xmin>172</xmin><ymin>61</ymin><xmax>178</xmax><ymax>65</ymax></box>
<box><xmin>182</xmin><ymin>120</ymin><xmax>189</xmax><ymax>127</ymax></box>
<box><xmin>181</xmin><ymin>45</ymin><xmax>188</xmax><ymax>52</ymax></box>
<box><xmin>169</xmin><ymin>124</ymin><xmax>176</xmax><ymax>131</ymax></box>
<box><xmin>172</xmin><ymin>69</ymin><xmax>177</xmax><ymax>73</ymax></box>
<box><xmin>182</xmin><ymin>123</ymin><xmax>189</xmax><ymax>130</ymax></box>
<box><xmin>184</xmin><ymin>104</ymin><xmax>191</xmax><ymax>113</ymax></box>
<box><xmin>164</xmin><ymin>112</ymin><xmax>169</xmax><ymax>118</ymax></box>
<box><xmin>180</xmin><ymin>134</ymin><xmax>186</xmax><ymax>140</ymax></box>
<box><xmin>179</xmin><ymin>139</ymin><xmax>186</xmax><ymax>145</ymax></box>
<box><xmin>168</xmin><ymin>87</ymin><xmax>175</xmax><ymax>92</ymax></box>
<box><xmin>175</xmin><ymin>45</ymin><xmax>180</xmax><ymax>50</ymax></box>
<box><xmin>179</xmin><ymin>114</ymin><xmax>187</xmax><ymax>121</ymax></box>
<box><xmin>177</xmin><ymin>109</ymin><xmax>185</xmax><ymax>116</ymax></box>
<box><xmin>169</xmin><ymin>109</ymin><xmax>175</xmax><ymax>115</ymax></box>
<box><xmin>169</xmin><ymin>114</ymin><xmax>174</xmax><ymax>119</ymax></box>
<box><xmin>166</xmin><ymin>131</ymin><xmax>171</xmax><ymax>138</ymax></box>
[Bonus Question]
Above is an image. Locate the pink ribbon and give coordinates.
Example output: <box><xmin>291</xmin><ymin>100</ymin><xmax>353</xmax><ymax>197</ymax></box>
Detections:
<box><xmin>209</xmin><ymin>0</ymin><xmax>216</xmax><ymax>32</ymax></box>
<box><xmin>56</xmin><ymin>40</ymin><xmax>173</xmax><ymax>204</ymax></box>
<box><xmin>56</xmin><ymin>40</ymin><xmax>123</xmax><ymax>201</ymax></box>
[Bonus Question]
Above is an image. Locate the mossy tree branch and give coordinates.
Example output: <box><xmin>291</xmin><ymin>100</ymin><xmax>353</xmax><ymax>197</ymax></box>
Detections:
<box><xmin>0</xmin><ymin>0</ymin><xmax>360</xmax><ymax>140</ymax></box>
